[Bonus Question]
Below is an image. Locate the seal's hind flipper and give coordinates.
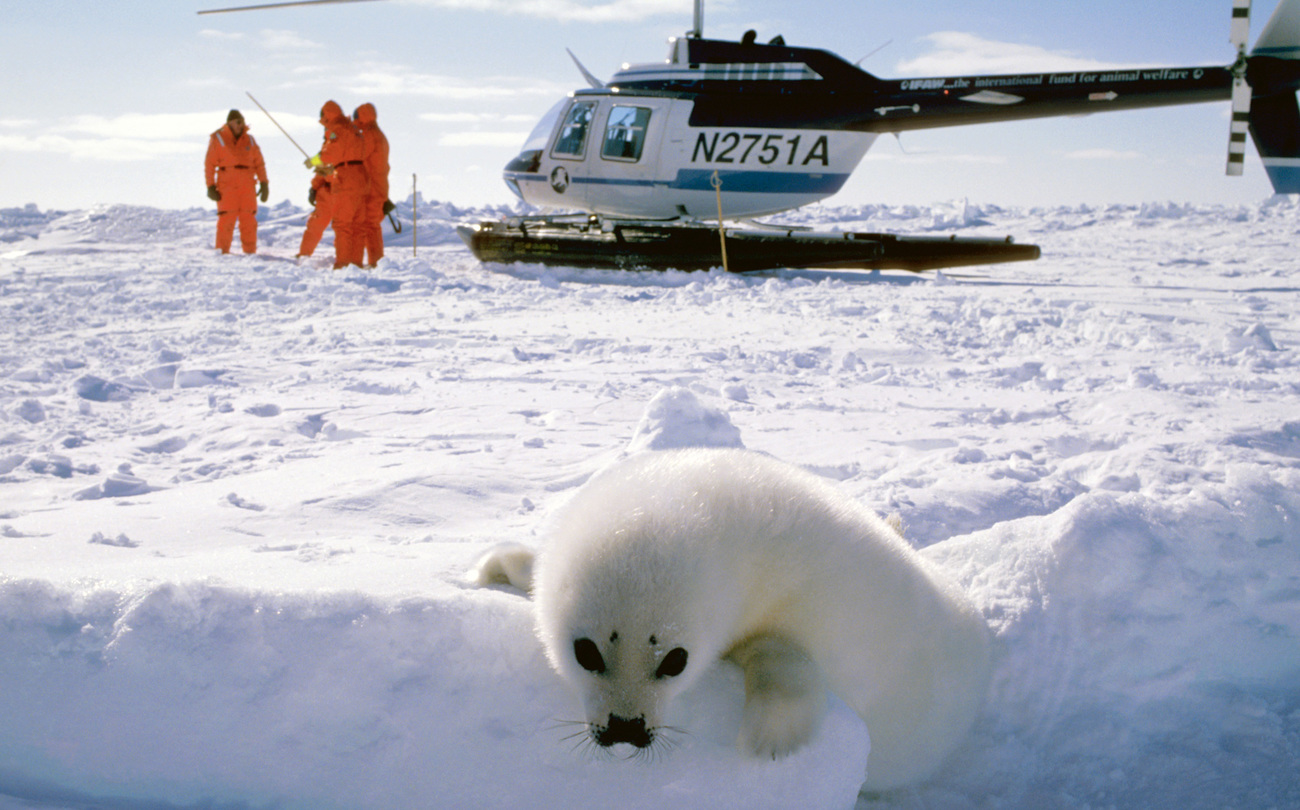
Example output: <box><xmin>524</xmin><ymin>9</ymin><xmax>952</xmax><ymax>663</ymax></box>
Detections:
<box><xmin>470</xmin><ymin>542</ymin><xmax>536</xmax><ymax>594</ymax></box>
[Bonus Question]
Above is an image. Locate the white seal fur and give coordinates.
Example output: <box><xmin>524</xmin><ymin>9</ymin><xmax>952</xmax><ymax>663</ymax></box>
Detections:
<box><xmin>474</xmin><ymin>448</ymin><xmax>991</xmax><ymax>791</ymax></box>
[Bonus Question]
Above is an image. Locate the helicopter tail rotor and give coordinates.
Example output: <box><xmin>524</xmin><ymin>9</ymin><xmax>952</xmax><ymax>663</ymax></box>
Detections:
<box><xmin>1226</xmin><ymin>0</ymin><xmax>1253</xmax><ymax>176</ymax></box>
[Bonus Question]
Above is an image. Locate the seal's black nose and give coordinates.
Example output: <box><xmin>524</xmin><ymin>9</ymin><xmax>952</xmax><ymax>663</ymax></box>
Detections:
<box><xmin>596</xmin><ymin>714</ymin><xmax>651</xmax><ymax>748</ymax></box>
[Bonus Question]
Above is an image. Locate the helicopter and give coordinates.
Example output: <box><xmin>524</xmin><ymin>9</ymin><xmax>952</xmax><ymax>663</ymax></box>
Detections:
<box><xmin>201</xmin><ymin>0</ymin><xmax>1300</xmax><ymax>272</ymax></box>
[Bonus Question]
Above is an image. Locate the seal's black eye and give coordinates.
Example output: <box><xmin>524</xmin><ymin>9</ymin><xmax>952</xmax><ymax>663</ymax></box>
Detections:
<box><xmin>574</xmin><ymin>638</ymin><xmax>606</xmax><ymax>674</ymax></box>
<box><xmin>655</xmin><ymin>647</ymin><xmax>688</xmax><ymax>679</ymax></box>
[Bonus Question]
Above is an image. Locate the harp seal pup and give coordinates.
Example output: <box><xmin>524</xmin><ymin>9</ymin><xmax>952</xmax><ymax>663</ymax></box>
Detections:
<box><xmin>474</xmin><ymin>448</ymin><xmax>991</xmax><ymax>791</ymax></box>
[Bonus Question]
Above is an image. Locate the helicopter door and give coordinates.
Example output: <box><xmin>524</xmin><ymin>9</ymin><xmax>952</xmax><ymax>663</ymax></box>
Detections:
<box><xmin>585</xmin><ymin>100</ymin><xmax>667</xmax><ymax>218</ymax></box>
<box><xmin>542</xmin><ymin>99</ymin><xmax>599</xmax><ymax>208</ymax></box>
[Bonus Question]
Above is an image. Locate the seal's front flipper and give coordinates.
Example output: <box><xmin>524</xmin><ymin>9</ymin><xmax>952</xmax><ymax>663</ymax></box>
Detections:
<box><xmin>470</xmin><ymin>542</ymin><xmax>536</xmax><ymax>594</ymax></box>
<box><xmin>727</xmin><ymin>634</ymin><xmax>827</xmax><ymax>759</ymax></box>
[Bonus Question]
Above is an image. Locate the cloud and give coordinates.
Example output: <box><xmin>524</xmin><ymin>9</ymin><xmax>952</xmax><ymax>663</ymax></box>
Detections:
<box><xmin>0</xmin><ymin>133</ymin><xmax>197</xmax><ymax>162</ymax></box>
<box><xmin>0</xmin><ymin>111</ymin><xmax>320</xmax><ymax>163</ymax></box>
<box><xmin>63</xmin><ymin>113</ymin><xmax>233</xmax><ymax>141</ymax></box>
<box><xmin>405</xmin><ymin>0</ymin><xmax>690</xmax><ymax>24</ymax></box>
<box><xmin>259</xmin><ymin>51</ymin><xmax>568</xmax><ymax>102</ymax></box>
<box><xmin>258</xmin><ymin>28</ymin><xmax>324</xmax><ymax>50</ymax></box>
<box><xmin>346</xmin><ymin>67</ymin><xmax>567</xmax><ymax>100</ymax></box>
<box><xmin>895</xmin><ymin>32</ymin><xmax>1127</xmax><ymax>76</ymax></box>
<box><xmin>60</xmin><ymin>111</ymin><xmax>317</xmax><ymax>141</ymax></box>
<box><xmin>199</xmin><ymin>28</ymin><xmax>245</xmax><ymax>42</ymax></box>
<box><xmin>237</xmin><ymin>48</ymin><xmax>569</xmax><ymax>105</ymax></box>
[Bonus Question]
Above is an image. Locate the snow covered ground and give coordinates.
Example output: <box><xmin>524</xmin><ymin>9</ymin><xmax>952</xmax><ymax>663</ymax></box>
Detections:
<box><xmin>1</xmin><ymin>197</ymin><xmax>1298</xmax><ymax>809</ymax></box>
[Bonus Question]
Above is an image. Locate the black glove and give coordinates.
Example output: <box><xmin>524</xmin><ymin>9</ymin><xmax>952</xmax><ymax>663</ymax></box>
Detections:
<box><xmin>308</xmin><ymin>187</ymin><xmax>318</xmax><ymax>206</ymax></box>
<box><xmin>258</xmin><ymin>182</ymin><xmax>269</xmax><ymax>203</ymax></box>
<box><xmin>207</xmin><ymin>185</ymin><xmax>221</xmax><ymax>202</ymax></box>
<box><xmin>382</xmin><ymin>199</ymin><xmax>395</xmax><ymax>215</ymax></box>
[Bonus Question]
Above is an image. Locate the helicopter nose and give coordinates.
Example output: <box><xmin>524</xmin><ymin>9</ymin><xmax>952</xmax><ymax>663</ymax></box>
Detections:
<box><xmin>595</xmin><ymin>714</ymin><xmax>652</xmax><ymax>748</ymax></box>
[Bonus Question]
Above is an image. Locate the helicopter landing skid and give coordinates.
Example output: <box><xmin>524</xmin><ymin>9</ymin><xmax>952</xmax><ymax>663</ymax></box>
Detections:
<box><xmin>456</xmin><ymin>216</ymin><xmax>1040</xmax><ymax>273</ymax></box>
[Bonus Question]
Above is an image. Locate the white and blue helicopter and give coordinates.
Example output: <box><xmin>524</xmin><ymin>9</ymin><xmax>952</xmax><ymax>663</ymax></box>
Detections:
<box><xmin>202</xmin><ymin>0</ymin><xmax>1300</xmax><ymax>272</ymax></box>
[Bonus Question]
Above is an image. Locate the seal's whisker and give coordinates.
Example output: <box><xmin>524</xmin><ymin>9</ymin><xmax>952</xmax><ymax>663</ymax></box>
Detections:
<box><xmin>558</xmin><ymin>728</ymin><xmax>590</xmax><ymax>744</ymax></box>
<box><xmin>569</xmin><ymin>735</ymin><xmax>593</xmax><ymax>756</ymax></box>
<box><xmin>649</xmin><ymin>726</ymin><xmax>687</xmax><ymax>762</ymax></box>
<box><xmin>544</xmin><ymin>717</ymin><xmax>588</xmax><ymax>733</ymax></box>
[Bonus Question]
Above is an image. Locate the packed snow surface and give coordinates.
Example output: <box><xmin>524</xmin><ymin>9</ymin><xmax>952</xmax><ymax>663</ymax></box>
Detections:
<box><xmin>1</xmin><ymin>197</ymin><xmax>1298</xmax><ymax>809</ymax></box>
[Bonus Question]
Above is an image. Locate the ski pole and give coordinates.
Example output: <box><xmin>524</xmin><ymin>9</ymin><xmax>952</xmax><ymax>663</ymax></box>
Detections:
<box><xmin>245</xmin><ymin>91</ymin><xmax>311</xmax><ymax>160</ymax></box>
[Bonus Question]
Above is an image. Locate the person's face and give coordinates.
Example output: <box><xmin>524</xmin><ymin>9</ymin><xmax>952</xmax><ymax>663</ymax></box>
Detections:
<box><xmin>229</xmin><ymin>118</ymin><xmax>246</xmax><ymax>136</ymax></box>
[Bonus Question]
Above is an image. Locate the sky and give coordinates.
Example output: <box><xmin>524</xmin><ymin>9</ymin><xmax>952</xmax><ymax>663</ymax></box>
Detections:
<box><xmin>0</xmin><ymin>0</ymin><xmax>1289</xmax><ymax>212</ymax></box>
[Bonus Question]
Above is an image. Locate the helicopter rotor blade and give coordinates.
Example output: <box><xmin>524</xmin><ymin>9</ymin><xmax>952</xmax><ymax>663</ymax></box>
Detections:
<box><xmin>567</xmin><ymin>48</ymin><xmax>605</xmax><ymax>89</ymax></box>
<box><xmin>855</xmin><ymin>39</ymin><xmax>893</xmax><ymax>67</ymax></box>
<box><xmin>198</xmin><ymin>0</ymin><xmax>381</xmax><ymax>15</ymax></box>
<box><xmin>1226</xmin><ymin>0</ymin><xmax>1253</xmax><ymax>176</ymax></box>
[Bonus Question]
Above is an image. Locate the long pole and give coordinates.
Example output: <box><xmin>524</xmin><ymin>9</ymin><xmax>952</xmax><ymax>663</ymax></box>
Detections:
<box><xmin>710</xmin><ymin>170</ymin><xmax>729</xmax><ymax>272</ymax></box>
<box><xmin>245</xmin><ymin>91</ymin><xmax>311</xmax><ymax>159</ymax></box>
<box><xmin>413</xmin><ymin>174</ymin><xmax>418</xmax><ymax>257</ymax></box>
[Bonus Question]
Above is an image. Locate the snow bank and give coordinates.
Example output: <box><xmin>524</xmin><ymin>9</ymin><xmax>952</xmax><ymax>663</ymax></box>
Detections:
<box><xmin>925</xmin><ymin>472</ymin><xmax>1300</xmax><ymax>808</ymax></box>
<box><xmin>0</xmin><ymin>577</ymin><xmax>867</xmax><ymax>810</ymax></box>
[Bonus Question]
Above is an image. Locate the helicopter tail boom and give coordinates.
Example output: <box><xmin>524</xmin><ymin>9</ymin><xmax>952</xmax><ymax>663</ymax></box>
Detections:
<box><xmin>858</xmin><ymin>0</ymin><xmax>1300</xmax><ymax>193</ymax></box>
<box><xmin>1247</xmin><ymin>87</ymin><xmax>1300</xmax><ymax>192</ymax></box>
<box><xmin>864</xmin><ymin>66</ymin><xmax>1234</xmax><ymax>134</ymax></box>
<box><xmin>1245</xmin><ymin>0</ymin><xmax>1300</xmax><ymax>192</ymax></box>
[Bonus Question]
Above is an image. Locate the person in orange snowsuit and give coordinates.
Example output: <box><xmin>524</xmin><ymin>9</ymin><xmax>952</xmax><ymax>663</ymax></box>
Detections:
<box><xmin>204</xmin><ymin>110</ymin><xmax>268</xmax><ymax>254</ymax></box>
<box><xmin>353</xmin><ymin>103</ymin><xmax>390</xmax><ymax>268</ymax></box>
<box><xmin>297</xmin><ymin>170</ymin><xmax>334</xmax><ymax>258</ymax></box>
<box><xmin>310</xmin><ymin>100</ymin><xmax>368</xmax><ymax>269</ymax></box>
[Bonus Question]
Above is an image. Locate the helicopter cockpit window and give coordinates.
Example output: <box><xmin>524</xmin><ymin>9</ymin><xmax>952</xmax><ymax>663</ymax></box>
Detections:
<box><xmin>522</xmin><ymin>98</ymin><xmax>567</xmax><ymax>154</ymax></box>
<box><xmin>552</xmin><ymin>101</ymin><xmax>598</xmax><ymax>159</ymax></box>
<box><xmin>601</xmin><ymin>106</ymin><xmax>652</xmax><ymax>162</ymax></box>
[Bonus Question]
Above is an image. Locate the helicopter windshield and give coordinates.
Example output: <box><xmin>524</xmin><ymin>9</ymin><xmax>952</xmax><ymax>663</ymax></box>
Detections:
<box><xmin>520</xmin><ymin>99</ymin><xmax>567</xmax><ymax>154</ymax></box>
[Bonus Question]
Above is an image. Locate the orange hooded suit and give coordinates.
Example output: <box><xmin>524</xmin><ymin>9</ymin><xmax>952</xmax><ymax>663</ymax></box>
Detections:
<box><xmin>204</xmin><ymin>112</ymin><xmax>267</xmax><ymax>254</ymax></box>
<box><xmin>354</xmin><ymin>103</ymin><xmax>390</xmax><ymax>267</ymax></box>
<box><xmin>315</xmin><ymin>100</ymin><xmax>368</xmax><ymax>269</ymax></box>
